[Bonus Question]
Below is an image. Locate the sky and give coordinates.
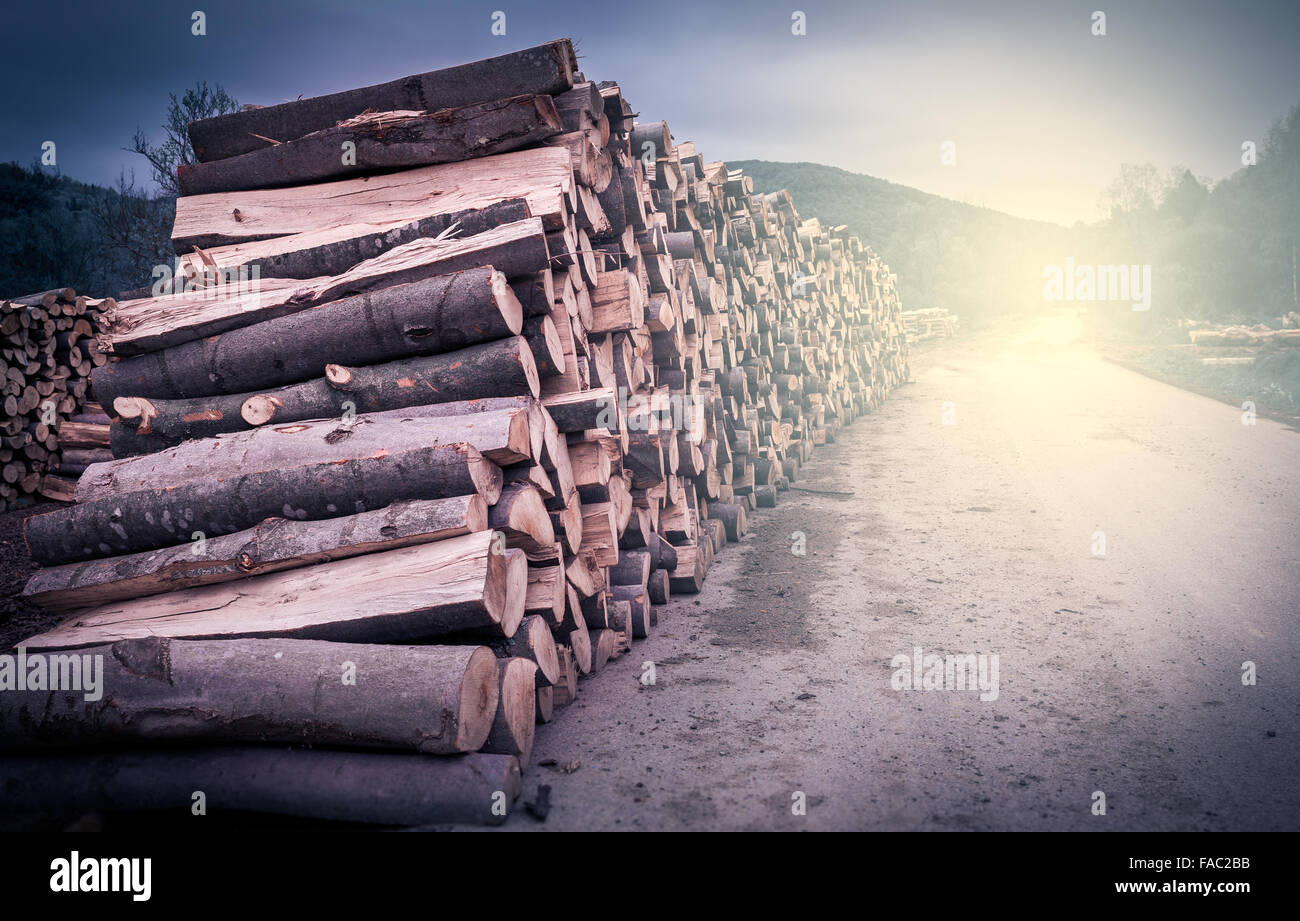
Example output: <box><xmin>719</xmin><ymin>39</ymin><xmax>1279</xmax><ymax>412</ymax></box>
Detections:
<box><xmin>1</xmin><ymin>0</ymin><xmax>1297</xmax><ymax>226</ymax></box>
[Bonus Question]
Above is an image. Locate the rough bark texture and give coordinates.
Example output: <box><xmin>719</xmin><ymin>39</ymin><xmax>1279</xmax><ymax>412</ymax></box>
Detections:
<box><xmin>235</xmin><ymin>337</ymin><xmax>540</xmax><ymax>430</ymax></box>
<box><xmin>77</xmin><ymin>408</ymin><xmax>526</xmax><ymax>502</ymax></box>
<box><xmin>179</xmin><ymin>95</ymin><xmax>563</xmax><ymax>195</ymax></box>
<box><xmin>22</xmin><ymin>495</ymin><xmax>486</xmax><ymax>612</ymax></box>
<box><xmin>188</xmin><ymin>40</ymin><xmax>577</xmax><ymax>161</ymax></box>
<box><xmin>92</xmin><ymin>267</ymin><xmax>521</xmax><ymax>403</ymax></box>
<box><xmin>25</xmin><ymin>439</ymin><xmax>500</xmax><ymax>565</ymax></box>
<box><xmin>0</xmin><ymin>637</ymin><xmax>500</xmax><ymax>755</ymax></box>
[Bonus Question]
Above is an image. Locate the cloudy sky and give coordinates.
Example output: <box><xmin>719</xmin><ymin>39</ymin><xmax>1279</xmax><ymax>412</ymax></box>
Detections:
<box><xmin>2</xmin><ymin>0</ymin><xmax>1296</xmax><ymax>225</ymax></box>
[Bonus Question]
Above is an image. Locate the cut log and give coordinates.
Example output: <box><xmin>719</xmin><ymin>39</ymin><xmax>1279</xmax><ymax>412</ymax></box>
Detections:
<box><xmin>609</xmin><ymin>548</ymin><xmax>651</xmax><ymax>587</ymax></box>
<box><xmin>612</xmin><ymin>584</ymin><xmax>651</xmax><ymax>639</ymax></box>
<box><xmin>535</xmin><ymin>686</ymin><xmax>554</xmax><ymax>724</ymax></box>
<box><xmin>567</xmin><ymin>614</ymin><xmax>593</xmax><ymax>675</ymax></box>
<box><xmin>112</xmin><ymin>393</ymin><xmax>253</xmax><ymax>448</ymax></box>
<box><xmin>710</xmin><ymin>501</ymin><xmax>748</xmax><ymax>541</ymax></box>
<box><xmin>25</xmin><ymin>438</ymin><xmax>499</xmax><ymax>565</ymax></box>
<box><xmin>647</xmin><ymin>568</ymin><xmax>671</xmax><ymax>605</ymax></box>
<box><xmin>104</xmin><ymin>200</ymin><xmax>530</xmax><ymax>356</ymax></box>
<box><xmin>479</xmin><ymin>657</ymin><xmax>537</xmax><ymax>765</ymax></box>
<box><xmin>521</xmin><ymin>315</ymin><xmax>566</xmax><ymax>378</ymax></box>
<box><xmin>588</xmin><ymin>269</ymin><xmax>646</xmax><ymax>333</ymax></box>
<box><xmin>654</xmin><ymin>533</ymin><xmax>678</xmax><ymax>571</ymax></box>
<box><xmin>488</xmin><ymin>483</ymin><xmax>557</xmax><ymax>555</ymax></box>
<box><xmin>22</xmin><ymin>495</ymin><xmax>487</xmax><ymax>613</ymax></box>
<box><xmin>667</xmin><ymin>541</ymin><xmax>707</xmax><ymax>594</ymax></box>
<box><xmin>543</xmin><ymin>387</ymin><xmax>620</xmax><ymax>433</ymax></box>
<box><xmin>78</xmin><ymin>408</ymin><xmax>528</xmax><ymax>503</ymax></box>
<box><xmin>473</xmin><ymin>614</ymin><xmax>561</xmax><ymax>687</ymax></box>
<box><xmin>179</xmin><ymin>95</ymin><xmax>563</xmax><ymax>195</ymax></box>
<box><xmin>0</xmin><ymin>748</ymin><xmax>521</xmax><ymax>827</ymax></box>
<box><xmin>172</xmin><ymin>147</ymin><xmax>573</xmax><ymax>252</ymax></box>
<box><xmin>525</xmin><ymin>561</ymin><xmax>566</xmax><ymax>624</ymax></box>
<box><xmin>93</xmin><ymin>267</ymin><xmax>522</xmax><ymax>403</ymax></box>
<box><xmin>22</xmin><ymin>530</ymin><xmax>527</xmax><ymax>649</ymax></box>
<box><xmin>187</xmin><ymin>40</ymin><xmax>577</xmax><ymax>161</ymax></box>
<box><xmin>51</xmin><ymin>421</ymin><xmax>109</xmax><ymax>449</ymax></box>
<box><xmin>239</xmin><ymin>337</ymin><xmax>540</xmax><ymax>429</ymax></box>
<box><xmin>587</xmin><ymin>629</ymin><xmax>615</xmax><ymax>674</ymax></box>
<box><xmin>0</xmin><ymin>637</ymin><xmax>499</xmax><ymax>755</ymax></box>
<box><xmin>552</xmin><ymin>646</ymin><xmax>578</xmax><ymax>707</ymax></box>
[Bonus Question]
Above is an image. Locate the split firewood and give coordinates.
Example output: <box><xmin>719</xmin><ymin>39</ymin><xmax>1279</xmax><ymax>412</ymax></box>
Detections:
<box><xmin>179</xmin><ymin>95</ymin><xmax>564</xmax><ymax>195</ymax></box>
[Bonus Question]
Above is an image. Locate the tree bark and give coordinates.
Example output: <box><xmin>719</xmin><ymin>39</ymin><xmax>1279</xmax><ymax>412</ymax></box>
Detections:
<box><xmin>647</xmin><ymin>568</ymin><xmax>671</xmax><ymax>605</ymax></box>
<box><xmin>25</xmin><ymin>440</ymin><xmax>500</xmax><ymax>565</ymax></box>
<box><xmin>92</xmin><ymin>267</ymin><xmax>522</xmax><ymax>403</ymax></box>
<box><xmin>22</xmin><ymin>495</ymin><xmax>487</xmax><ymax>613</ymax></box>
<box><xmin>112</xmin><ymin>393</ymin><xmax>253</xmax><ymax>448</ymax></box>
<box><xmin>21</xmin><ymin>531</ymin><xmax>527</xmax><ymax>649</ymax></box>
<box><xmin>187</xmin><ymin>40</ymin><xmax>577</xmax><ymax>161</ymax></box>
<box><xmin>237</xmin><ymin>337</ymin><xmax>539</xmax><ymax>430</ymax></box>
<box><xmin>78</xmin><ymin>408</ymin><xmax>528</xmax><ymax>503</ymax></box>
<box><xmin>0</xmin><ymin>637</ymin><xmax>499</xmax><ymax>755</ymax></box>
<box><xmin>179</xmin><ymin>95</ymin><xmax>563</xmax><ymax>195</ymax></box>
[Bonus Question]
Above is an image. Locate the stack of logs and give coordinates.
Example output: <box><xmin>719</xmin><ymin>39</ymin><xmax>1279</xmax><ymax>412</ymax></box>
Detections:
<box><xmin>0</xmin><ymin>288</ymin><xmax>112</xmax><ymax>508</ymax></box>
<box><xmin>1</xmin><ymin>39</ymin><xmax>908</xmax><ymax>828</ymax></box>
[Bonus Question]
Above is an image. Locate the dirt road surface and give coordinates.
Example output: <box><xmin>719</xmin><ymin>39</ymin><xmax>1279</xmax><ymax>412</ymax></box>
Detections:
<box><xmin>506</xmin><ymin>313</ymin><xmax>1299</xmax><ymax>831</ymax></box>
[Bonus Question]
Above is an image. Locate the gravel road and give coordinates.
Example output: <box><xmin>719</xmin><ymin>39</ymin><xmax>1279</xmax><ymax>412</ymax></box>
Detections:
<box><xmin>509</xmin><ymin>313</ymin><xmax>1300</xmax><ymax>831</ymax></box>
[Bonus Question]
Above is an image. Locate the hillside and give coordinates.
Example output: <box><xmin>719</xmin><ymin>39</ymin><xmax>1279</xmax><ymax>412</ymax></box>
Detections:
<box><xmin>731</xmin><ymin>159</ymin><xmax>1070</xmax><ymax>322</ymax></box>
<box><xmin>735</xmin><ymin>116</ymin><xmax>1299</xmax><ymax>328</ymax></box>
<box><xmin>0</xmin><ymin>163</ymin><xmax>171</xmax><ymax>299</ymax></box>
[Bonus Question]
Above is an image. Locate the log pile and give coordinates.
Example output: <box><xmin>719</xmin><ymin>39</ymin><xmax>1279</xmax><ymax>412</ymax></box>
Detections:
<box><xmin>3</xmin><ymin>39</ymin><xmax>908</xmax><ymax>829</ymax></box>
<box><xmin>901</xmin><ymin>308</ymin><xmax>959</xmax><ymax>341</ymax></box>
<box><xmin>0</xmin><ymin>289</ymin><xmax>113</xmax><ymax>508</ymax></box>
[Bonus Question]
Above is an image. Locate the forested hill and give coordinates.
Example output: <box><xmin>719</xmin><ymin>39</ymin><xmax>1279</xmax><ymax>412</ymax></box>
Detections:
<box><xmin>734</xmin><ymin>108</ymin><xmax>1300</xmax><ymax>328</ymax></box>
<box><xmin>0</xmin><ymin>163</ymin><xmax>171</xmax><ymax>299</ymax></box>
<box><xmin>730</xmin><ymin>159</ymin><xmax>1069</xmax><ymax>322</ymax></box>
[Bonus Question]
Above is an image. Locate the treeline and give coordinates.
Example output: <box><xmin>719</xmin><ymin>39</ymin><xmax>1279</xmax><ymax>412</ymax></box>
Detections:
<box><xmin>0</xmin><ymin>162</ymin><xmax>173</xmax><ymax>298</ymax></box>
<box><xmin>736</xmin><ymin>100</ymin><xmax>1300</xmax><ymax>328</ymax></box>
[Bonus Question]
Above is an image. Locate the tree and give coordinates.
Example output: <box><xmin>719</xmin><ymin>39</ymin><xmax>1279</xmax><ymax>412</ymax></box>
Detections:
<box><xmin>88</xmin><ymin>171</ymin><xmax>175</xmax><ymax>294</ymax></box>
<box><xmin>129</xmin><ymin>82</ymin><xmax>239</xmax><ymax>195</ymax></box>
<box><xmin>1159</xmin><ymin>168</ymin><xmax>1210</xmax><ymax>224</ymax></box>
<box><xmin>1098</xmin><ymin>162</ymin><xmax>1166</xmax><ymax>218</ymax></box>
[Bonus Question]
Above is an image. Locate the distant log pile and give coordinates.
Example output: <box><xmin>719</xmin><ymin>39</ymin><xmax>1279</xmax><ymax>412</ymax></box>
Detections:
<box><xmin>901</xmin><ymin>308</ymin><xmax>959</xmax><ymax>341</ymax></box>
<box><xmin>4</xmin><ymin>39</ymin><xmax>909</xmax><ymax>829</ymax></box>
<box><xmin>0</xmin><ymin>289</ymin><xmax>112</xmax><ymax>508</ymax></box>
